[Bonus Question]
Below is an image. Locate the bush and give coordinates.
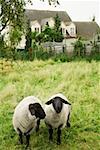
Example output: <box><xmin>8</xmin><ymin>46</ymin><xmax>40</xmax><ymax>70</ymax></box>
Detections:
<box><xmin>74</xmin><ymin>37</ymin><xmax>85</xmax><ymax>56</ymax></box>
<box><xmin>53</xmin><ymin>53</ymin><xmax>74</xmax><ymax>62</ymax></box>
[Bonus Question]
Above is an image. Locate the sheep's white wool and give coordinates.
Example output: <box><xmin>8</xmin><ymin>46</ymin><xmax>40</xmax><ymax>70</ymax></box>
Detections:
<box><xmin>45</xmin><ymin>93</ymin><xmax>71</xmax><ymax>129</ymax></box>
<box><xmin>48</xmin><ymin>93</ymin><xmax>69</xmax><ymax>102</ymax></box>
<box><xmin>13</xmin><ymin>96</ymin><xmax>41</xmax><ymax>134</ymax></box>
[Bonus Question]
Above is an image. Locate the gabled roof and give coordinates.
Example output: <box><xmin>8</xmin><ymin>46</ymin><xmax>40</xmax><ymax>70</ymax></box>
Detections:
<box><xmin>74</xmin><ymin>21</ymin><xmax>100</xmax><ymax>40</ymax></box>
<box><xmin>25</xmin><ymin>9</ymin><xmax>72</xmax><ymax>23</ymax></box>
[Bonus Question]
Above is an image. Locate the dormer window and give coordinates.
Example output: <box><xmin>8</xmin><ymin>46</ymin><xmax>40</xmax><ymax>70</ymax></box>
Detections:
<box><xmin>61</xmin><ymin>28</ymin><xmax>65</xmax><ymax>34</ymax></box>
<box><xmin>35</xmin><ymin>27</ymin><xmax>39</xmax><ymax>33</ymax></box>
<box><xmin>70</xmin><ymin>28</ymin><xmax>74</xmax><ymax>35</ymax></box>
<box><xmin>46</xmin><ymin>22</ymin><xmax>49</xmax><ymax>26</ymax></box>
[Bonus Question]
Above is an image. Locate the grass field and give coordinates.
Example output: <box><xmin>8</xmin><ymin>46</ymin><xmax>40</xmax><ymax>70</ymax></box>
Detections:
<box><xmin>0</xmin><ymin>59</ymin><xmax>100</xmax><ymax>150</ymax></box>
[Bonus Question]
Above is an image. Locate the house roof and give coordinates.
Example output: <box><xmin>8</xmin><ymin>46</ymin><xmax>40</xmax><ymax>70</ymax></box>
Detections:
<box><xmin>25</xmin><ymin>9</ymin><xmax>72</xmax><ymax>23</ymax></box>
<box><xmin>74</xmin><ymin>21</ymin><xmax>100</xmax><ymax>40</ymax></box>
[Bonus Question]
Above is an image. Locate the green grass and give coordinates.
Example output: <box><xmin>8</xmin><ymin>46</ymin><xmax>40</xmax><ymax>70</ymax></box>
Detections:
<box><xmin>0</xmin><ymin>59</ymin><xmax>100</xmax><ymax>150</ymax></box>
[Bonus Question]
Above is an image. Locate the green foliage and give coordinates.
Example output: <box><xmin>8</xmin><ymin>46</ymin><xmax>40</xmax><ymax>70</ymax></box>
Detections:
<box><xmin>9</xmin><ymin>26</ymin><xmax>23</xmax><ymax>49</ymax></box>
<box><xmin>43</xmin><ymin>25</ymin><xmax>54</xmax><ymax>42</ymax></box>
<box><xmin>74</xmin><ymin>37</ymin><xmax>85</xmax><ymax>56</ymax></box>
<box><xmin>54</xmin><ymin>14</ymin><xmax>61</xmax><ymax>32</ymax></box>
<box><xmin>53</xmin><ymin>14</ymin><xmax>64</xmax><ymax>42</ymax></box>
<box><xmin>90</xmin><ymin>39</ymin><xmax>100</xmax><ymax>54</ymax></box>
<box><xmin>35</xmin><ymin>32</ymin><xmax>45</xmax><ymax>44</ymax></box>
<box><xmin>0</xmin><ymin>59</ymin><xmax>100</xmax><ymax>149</ymax></box>
<box><xmin>0</xmin><ymin>35</ymin><xmax>5</xmax><ymax>56</ymax></box>
<box><xmin>0</xmin><ymin>0</ymin><xmax>59</xmax><ymax>33</ymax></box>
<box><xmin>25</xmin><ymin>20</ymin><xmax>32</xmax><ymax>51</ymax></box>
<box><xmin>0</xmin><ymin>35</ymin><xmax>12</xmax><ymax>58</ymax></box>
<box><xmin>53</xmin><ymin>31</ymin><xmax>64</xmax><ymax>42</ymax></box>
<box><xmin>0</xmin><ymin>0</ymin><xmax>25</xmax><ymax>33</ymax></box>
<box><xmin>31</xmin><ymin>14</ymin><xmax>64</xmax><ymax>43</ymax></box>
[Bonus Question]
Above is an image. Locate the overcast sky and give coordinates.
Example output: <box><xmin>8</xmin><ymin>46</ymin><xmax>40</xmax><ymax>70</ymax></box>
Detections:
<box><xmin>26</xmin><ymin>0</ymin><xmax>100</xmax><ymax>25</ymax></box>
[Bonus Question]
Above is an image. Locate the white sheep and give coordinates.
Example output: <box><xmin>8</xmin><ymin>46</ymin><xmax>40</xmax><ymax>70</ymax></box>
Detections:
<box><xmin>13</xmin><ymin>96</ymin><xmax>46</xmax><ymax>147</ymax></box>
<box><xmin>45</xmin><ymin>93</ymin><xmax>71</xmax><ymax>144</ymax></box>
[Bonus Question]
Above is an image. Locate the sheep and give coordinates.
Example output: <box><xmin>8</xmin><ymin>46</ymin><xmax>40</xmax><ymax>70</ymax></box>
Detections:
<box><xmin>44</xmin><ymin>93</ymin><xmax>71</xmax><ymax>145</ymax></box>
<box><xmin>13</xmin><ymin>96</ymin><xmax>46</xmax><ymax>147</ymax></box>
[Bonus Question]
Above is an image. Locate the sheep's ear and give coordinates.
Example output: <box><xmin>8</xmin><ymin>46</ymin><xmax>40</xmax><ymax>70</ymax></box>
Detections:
<box><xmin>45</xmin><ymin>99</ymin><xmax>53</xmax><ymax>105</ymax></box>
<box><xmin>61</xmin><ymin>98</ymin><xmax>71</xmax><ymax>105</ymax></box>
<box><xmin>29</xmin><ymin>104</ymin><xmax>35</xmax><ymax>115</ymax></box>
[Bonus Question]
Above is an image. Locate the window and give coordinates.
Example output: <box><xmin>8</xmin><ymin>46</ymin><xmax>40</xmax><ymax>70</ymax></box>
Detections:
<box><xmin>61</xmin><ymin>28</ymin><xmax>62</xmax><ymax>34</ymax></box>
<box><xmin>46</xmin><ymin>22</ymin><xmax>49</xmax><ymax>26</ymax></box>
<box><xmin>35</xmin><ymin>27</ymin><xmax>39</xmax><ymax>33</ymax></box>
<box><xmin>70</xmin><ymin>28</ymin><xmax>74</xmax><ymax>35</ymax></box>
<box><xmin>62</xmin><ymin>28</ymin><xmax>65</xmax><ymax>34</ymax></box>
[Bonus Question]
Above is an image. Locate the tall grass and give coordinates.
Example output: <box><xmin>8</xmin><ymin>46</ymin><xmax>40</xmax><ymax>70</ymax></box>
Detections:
<box><xmin>0</xmin><ymin>59</ymin><xmax>100</xmax><ymax>150</ymax></box>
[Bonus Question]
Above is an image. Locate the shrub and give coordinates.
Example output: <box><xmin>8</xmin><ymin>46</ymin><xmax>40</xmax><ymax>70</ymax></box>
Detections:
<box><xmin>74</xmin><ymin>37</ymin><xmax>85</xmax><ymax>56</ymax></box>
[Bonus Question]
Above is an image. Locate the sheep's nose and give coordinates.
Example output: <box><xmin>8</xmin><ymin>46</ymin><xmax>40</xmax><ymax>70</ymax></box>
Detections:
<box><xmin>56</xmin><ymin>109</ymin><xmax>61</xmax><ymax>113</ymax></box>
<box><xmin>43</xmin><ymin>112</ymin><xmax>46</xmax><ymax>118</ymax></box>
<box><xmin>41</xmin><ymin>112</ymin><xmax>46</xmax><ymax>119</ymax></box>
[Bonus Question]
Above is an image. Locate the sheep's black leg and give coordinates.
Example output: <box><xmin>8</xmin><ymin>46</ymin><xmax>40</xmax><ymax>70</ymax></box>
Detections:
<box><xmin>57</xmin><ymin>125</ymin><xmax>63</xmax><ymax>145</ymax></box>
<box><xmin>66</xmin><ymin>112</ymin><xmax>71</xmax><ymax>128</ymax></box>
<box><xmin>24</xmin><ymin>128</ymin><xmax>33</xmax><ymax>147</ymax></box>
<box><xmin>26</xmin><ymin>134</ymin><xmax>30</xmax><ymax>148</ymax></box>
<box><xmin>57</xmin><ymin>128</ymin><xmax>61</xmax><ymax>145</ymax></box>
<box><xmin>36</xmin><ymin>119</ymin><xmax>40</xmax><ymax>132</ymax></box>
<box><xmin>49</xmin><ymin>127</ymin><xmax>53</xmax><ymax>141</ymax></box>
<box><xmin>17</xmin><ymin>128</ymin><xmax>23</xmax><ymax>144</ymax></box>
<box><xmin>45</xmin><ymin>123</ymin><xmax>53</xmax><ymax>142</ymax></box>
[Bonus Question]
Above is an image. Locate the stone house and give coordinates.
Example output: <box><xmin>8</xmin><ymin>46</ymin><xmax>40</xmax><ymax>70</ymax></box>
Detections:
<box><xmin>17</xmin><ymin>9</ymin><xmax>100</xmax><ymax>49</ymax></box>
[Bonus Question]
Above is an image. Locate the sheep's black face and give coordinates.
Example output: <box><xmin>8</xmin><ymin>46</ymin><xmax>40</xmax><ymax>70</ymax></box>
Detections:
<box><xmin>29</xmin><ymin>103</ymin><xmax>46</xmax><ymax>119</ymax></box>
<box><xmin>52</xmin><ymin>97</ymin><xmax>63</xmax><ymax>113</ymax></box>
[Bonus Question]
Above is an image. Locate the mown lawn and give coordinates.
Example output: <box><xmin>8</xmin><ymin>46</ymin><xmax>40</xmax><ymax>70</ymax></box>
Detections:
<box><xmin>0</xmin><ymin>59</ymin><xmax>100</xmax><ymax>150</ymax></box>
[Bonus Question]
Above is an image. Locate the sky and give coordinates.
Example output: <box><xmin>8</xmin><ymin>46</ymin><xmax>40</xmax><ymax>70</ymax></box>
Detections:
<box><xmin>26</xmin><ymin>0</ymin><xmax>100</xmax><ymax>26</ymax></box>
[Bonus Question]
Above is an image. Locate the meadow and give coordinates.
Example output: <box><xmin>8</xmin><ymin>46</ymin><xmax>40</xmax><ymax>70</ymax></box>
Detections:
<box><xmin>0</xmin><ymin>58</ymin><xmax>100</xmax><ymax>150</ymax></box>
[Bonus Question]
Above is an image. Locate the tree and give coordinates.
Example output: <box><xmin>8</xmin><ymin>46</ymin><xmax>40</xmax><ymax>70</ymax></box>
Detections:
<box><xmin>53</xmin><ymin>14</ymin><xmax>64</xmax><ymax>42</ymax></box>
<box><xmin>25</xmin><ymin>20</ymin><xmax>32</xmax><ymax>50</ymax></box>
<box><xmin>0</xmin><ymin>0</ymin><xmax>25</xmax><ymax>33</ymax></box>
<box><xmin>31</xmin><ymin>14</ymin><xmax>64</xmax><ymax>43</ymax></box>
<box><xmin>54</xmin><ymin>14</ymin><xmax>61</xmax><ymax>32</ymax></box>
<box><xmin>43</xmin><ymin>24</ymin><xmax>54</xmax><ymax>42</ymax></box>
<box><xmin>0</xmin><ymin>0</ymin><xmax>59</xmax><ymax>33</ymax></box>
<box><xmin>92</xmin><ymin>16</ymin><xmax>95</xmax><ymax>22</ymax></box>
<box><xmin>74</xmin><ymin>37</ymin><xmax>85</xmax><ymax>56</ymax></box>
<box><xmin>9</xmin><ymin>26</ymin><xmax>23</xmax><ymax>49</ymax></box>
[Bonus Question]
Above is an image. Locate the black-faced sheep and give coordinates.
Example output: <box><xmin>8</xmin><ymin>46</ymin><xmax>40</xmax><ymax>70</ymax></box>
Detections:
<box><xmin>13</xmin><ymin>96</ymin><xmax>46</xmax><ymax>147</ymax></box>
<box><xmin>45</xmin><ymin>93</ymin><xmax>71</xmax><ymax>144</ymax></box>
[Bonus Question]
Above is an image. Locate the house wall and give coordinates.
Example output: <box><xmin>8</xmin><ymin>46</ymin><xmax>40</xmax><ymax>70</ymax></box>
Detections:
<box><xmin>30</xmin><ymin>20</ymin><xmax>41</xmax><ymax>33</ymax></box>
<box><xmin>61</xmin><ymin>21</ymin><xmax>67</xmax><ymax>36</ymax></box>
<box><xmin>66</xmin><ymin>22</ymin><xmax>76</xmax><ymax>37</ymax></box>
<box><xmin>63</xmin><ymin>38</ymin><xmax>77</xmax><ymax>46</ymax></box>
<box><xmin>16</xmin><ymin>35</ymin><xmax>26</xmax><ymax>49</ymax></box>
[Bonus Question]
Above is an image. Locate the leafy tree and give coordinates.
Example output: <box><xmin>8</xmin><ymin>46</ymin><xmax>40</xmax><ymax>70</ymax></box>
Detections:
<box><xmin>74</xmin><ymin>37</ymin><xmax>85</xmax><ymax>56</ymax></box>
<box><xmin>43</xmin><ymin>24</ymin><xmax>54</xmax><ymax>42</ymax></box>
<box><xmin>53</xmin><ymin>14</ymin><xmax>64</xmax><ymax>42</ymax></box>
<box><xmin>53</xmin><ymin>31</ymin><xmax>64</xmax><ymax>42</ymax></box>
<box><xmin>31</xmin><ymin>14</ymin><xmax>64</xmax><ymax>43</ymax></box>
<box><xmin>9</xmin><ymin>26</ymin><xmax>23</xmax><ymax>49</ymax></box>
<box><xmin>25</xmin><ymin>20</ymin><xmax>32</xmax><ymax>50</ymax></box>
<box><xmin>0</xmin><ymin>34</ymin><xmax>5</xmax><ymax>56</ymax></box>
<box><xmin>0</xmin><ymin>0</ymin><xmax>25</xmax><ymax>33</ymax></box>
<box><xmin>54</xmin><ymin>14</ymin><xmax>61</xmax><ymax>32</ymax></box>
<box><xmin>35</xmin><ymin>32</ymin><xmax>45</xmax><ymax>44</ymax></box>
<box><xmin>92</xmin><ymin>15</ymin><xmax>95</xmax><ymax>22</ymax></box>
<box><xmin>0</xmin><ymin>0</ymin><xmax>59</xmax><ymax>33</ymax></box>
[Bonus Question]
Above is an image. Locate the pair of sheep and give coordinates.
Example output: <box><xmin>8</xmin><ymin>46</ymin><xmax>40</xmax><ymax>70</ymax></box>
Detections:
<box><xmin>13</xmin><ymin>93</ymin><xmax>71</xmax><ymax>148</ymax></box>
